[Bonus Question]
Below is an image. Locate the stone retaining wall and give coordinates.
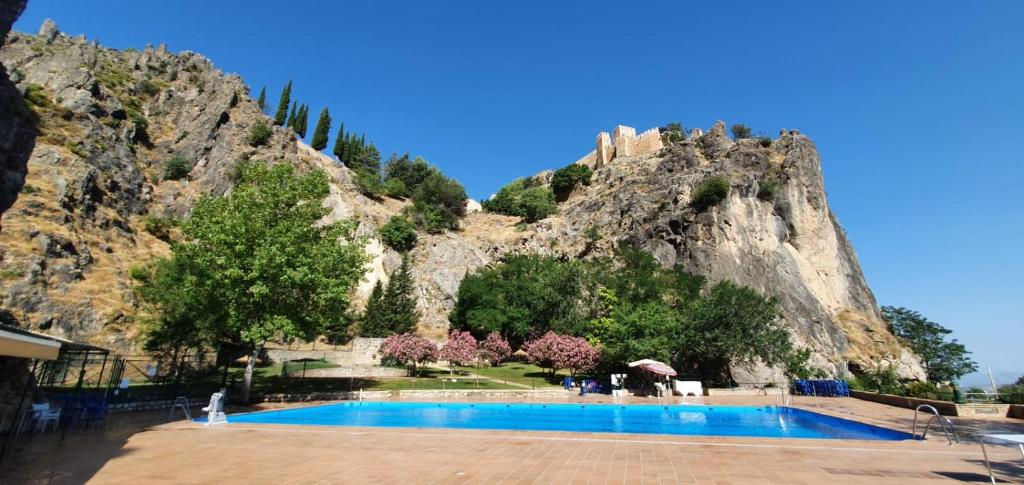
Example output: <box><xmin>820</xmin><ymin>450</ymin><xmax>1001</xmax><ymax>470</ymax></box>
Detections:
<box><xmin>293</xmin><ymin>366</ymin><xmax>407</xmax><ymax>378</ymax></box>
<box><xmin>1007</xmin><ymin>405</ymin><xmax>1024</xmax><ymax>420</ymax></box>
<box><xmin>705</xmin><ymin>387</ymin><xmax>789</xmax><ymax>397</ymax></box>
<box><xmin>265</xmin><ymin>337</ymin><xmax>385</xmax><ymax>366</ymax></box>
<box><xmin>850</xmin><ymin>390</ymin><xmax>958</xmax><ymax>416</ymax></box>
<box><xmin>254</xmin><ymin>389</ymin><xmax>572</xmax><ymax>404</ymax></box>
<box><xmin>955</xmin><ymin>403</ymin><xmax>1011</xmax><ymax>419</ymax></box>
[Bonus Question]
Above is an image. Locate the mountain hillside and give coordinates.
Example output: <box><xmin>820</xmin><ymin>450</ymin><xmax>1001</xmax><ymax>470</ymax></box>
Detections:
<box><xmin>0</xmin><ymin>20</ymin><xmax>924</xmax><ymax>380</ymax></box>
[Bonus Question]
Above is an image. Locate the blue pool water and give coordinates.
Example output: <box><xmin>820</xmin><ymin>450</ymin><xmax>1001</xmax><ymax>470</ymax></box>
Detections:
<box><xmin>210</xmin><ymin>402</ymin><xmax>911</xmax><ymax>441</ymax></box>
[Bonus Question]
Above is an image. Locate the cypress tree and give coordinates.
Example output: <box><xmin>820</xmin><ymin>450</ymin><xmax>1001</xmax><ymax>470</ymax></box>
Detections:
<box><xmin>311</xmin><ymin>107</ymin><xmax>331</xmax><ymax>151</ymax></box>
<box><xmin>381</xmin><ymin>255</ymin><xmax>418</xmax><ymax>334</ymax></box>
<box><xmin>295</xmin><ymin>104</ymin><xmax>309</xmax><ymax>138</ymax></box>
<box><xmin>256</xmin><ymin>87</ymin><xmax>266</xmax><ymax>112</ymax></box>
<box><xmin>273</xmin><ymin>81</ymin><xmax>291</xmax><ymax>126</ymax></box>
<box><xmin>286</xmin><ymin>101</ymin><xmax>297</xmax><ymax>129</ymax></box>
<box><xmin>359</xmin><ymin>255</ymin><xmax>418</xmax><ymax>336</ymax></box>
<box><xmin>332</xmin><ymin>123</ymin><xmax>346</xmax><ymax>161</ymax></box>
<box><xmin>359</xmin><ymin>281</ymin><xmax>388</xmax><ymax>337</ymax></box>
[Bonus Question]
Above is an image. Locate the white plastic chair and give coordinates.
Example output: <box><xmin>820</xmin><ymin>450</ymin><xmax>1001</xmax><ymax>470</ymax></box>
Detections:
<box><xmin>31</xmin><ymin>402</ymin><xmax>61</xmax><ymax>433</ymax></box>
<box><xmin>202</xmin><ymin>391</ymin><xmax>228</xmax><ymax>426</ymax></box>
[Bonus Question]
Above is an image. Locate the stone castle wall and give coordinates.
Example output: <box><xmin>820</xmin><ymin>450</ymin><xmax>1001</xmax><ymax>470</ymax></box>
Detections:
<box><xmin>580</xmin><ymin>125</ymin><xmax>663</xmax><ymax>169</ymax></box>
<box><xmin>265</xmin><ymin>337</ymin><xmax>385</xmax><ymax>366</ymax></box>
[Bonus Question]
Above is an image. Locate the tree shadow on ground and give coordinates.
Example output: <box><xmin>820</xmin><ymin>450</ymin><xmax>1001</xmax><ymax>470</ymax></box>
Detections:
<box><xmin>0</xmin><ymin>406</ymin><xmax>199</xmax><ymax>484</ymax></box>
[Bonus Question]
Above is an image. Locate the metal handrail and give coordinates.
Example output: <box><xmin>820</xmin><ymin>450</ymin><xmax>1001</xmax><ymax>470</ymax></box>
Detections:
<box><xmin>170</xmin><ymin>396</ymin><xmax>192</xmax><ymax>421</ymax></box>
<box><xmin>911</xmin><ymin>404</ymin><xmax>959</xmax><ymax>444</ymax></box>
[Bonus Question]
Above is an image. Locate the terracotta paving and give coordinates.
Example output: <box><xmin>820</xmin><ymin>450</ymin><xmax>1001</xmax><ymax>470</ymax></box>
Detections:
<box><xmin>2</xmin><ymin>396</ymin><xmax>1023</xmax><ymax>484</ymax></box>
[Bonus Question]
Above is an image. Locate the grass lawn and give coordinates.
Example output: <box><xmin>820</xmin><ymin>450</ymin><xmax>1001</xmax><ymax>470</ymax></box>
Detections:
<box><xmin>455</xmin><ymin>362</ymin><xmax>566</xmax><ymax>388</ymax></box>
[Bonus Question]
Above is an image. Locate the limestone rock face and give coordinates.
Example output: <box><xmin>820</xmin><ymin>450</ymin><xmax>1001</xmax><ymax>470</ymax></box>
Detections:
<box><xmin>0</xmin><ymin>25</ymin><xmax>924</xmax><ymax>379</ymax></box>
<box><xmin>0</xmin><ymin>0</ymin><xmax>32</xmax><ymax>228</ymax></box>
<box><xmin>37</xmin><ymin>18</ymin><xmax>58</xmax><ymax>43</ymax></box>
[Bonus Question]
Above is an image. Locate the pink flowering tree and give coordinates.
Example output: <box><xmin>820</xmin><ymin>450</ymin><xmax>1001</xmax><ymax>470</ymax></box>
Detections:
<box><xmin>555</xmin><ymin>334</ymin><xmax>601</xmax><ymax>378</ymax></box>
<box><xmin>478</xmin><ymin>331</ymin><xmax>512</xmax><ymax>366</ymax></box>
<box><xmin>379</xmin><ymin>333</ymin><xmax>439</xmax><ymax>376</ymax></box>
<box><xmin>439</xmin><ymin>330</ymin><xmax>478</xmax><ymax>374</ymax></box>
<box><xmin>523</xmin><ymin>331</ymin><xmax>600</xmax><ymax>378</ymax></box>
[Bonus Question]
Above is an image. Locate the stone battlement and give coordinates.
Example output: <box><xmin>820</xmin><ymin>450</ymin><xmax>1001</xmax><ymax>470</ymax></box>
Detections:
<box><xmin>575</xmin><ymin>125</ymin><xmax>664</xmax><ymax>169</ymax></box>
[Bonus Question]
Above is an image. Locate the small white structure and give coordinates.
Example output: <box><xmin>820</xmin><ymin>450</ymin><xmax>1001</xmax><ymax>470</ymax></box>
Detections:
<box><xmin>202</xmin><ymin>390</ymin><xmax>228</xmax><ymax>426</ymax></box>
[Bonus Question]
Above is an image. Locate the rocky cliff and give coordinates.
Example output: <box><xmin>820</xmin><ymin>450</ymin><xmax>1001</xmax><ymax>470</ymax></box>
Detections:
<box><xmin>0</xmin><ymin>21</ymin><xmax>923</xmax><ymax>379</ymax></box>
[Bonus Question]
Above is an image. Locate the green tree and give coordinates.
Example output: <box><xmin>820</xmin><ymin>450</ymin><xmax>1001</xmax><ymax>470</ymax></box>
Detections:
<box><xmin>550</xmin><ymin>163</ymin><xmax>593</xmax><ymax>200</ymax></box>
<box><xmin>332</xmin><ymin>123</ymin><xmax>346</xmax><ymax>161</ymax></box>
<box><xmin>358</xmin><ymin>281</ymin><xmax>387</xmax><ymax>337</ymax></box>
<box><xmin>256</xmin><ymin>87</ymin><xmax>266</xmax><ymax>112</ymax></box>
<box><xmin>451</xmin><ymin>255</ymin><xmax>588</xmax><ymax>347</ymax></box>
<box><xmin>730</xmin><ymin>123</ymin><xmax>752</xmax><ymax>140</ymax></box>
<box><xmin>295</xmin><ymin>104</ymin><xmax>309</xmax><ymax>138</ymax></box>
<box><xmin>310</xmin><ymin>107</ymin><xmax>331</xmax><ymax>151</ymax></box>
<box><xmin>481</xmin><ymin>178</ymin><xmax>556</xmax><ymax>223</ymax></box>
<box><xmin>136</xmin><ymin>162</ymin><xmax>367</xmax><ymax>401</ymax></box>
<box><xmin>273</xmin><ymin>81</ymin><xmax>291</xmax><ymax>126</ymax></box>
<box><xmin>360</xmin><ymin>255</ymin><xmax>419</xmax><ymax>337</ymax></box>
<box><xmin>379</xmin><ymin>215</ymin><xmax>418</xmax><ymax>252</ymax></box>
<box><xmin>286</xmin><ymin>101</ymin><xmax>297</xmax><ymax>130</ymax></box>
<box><xmin>384</xmin><ymin>154</ymin><xmax>432</xmax><ymax>189</ymax></box>
<box><xmin>679</xmin><ymin>280</ymin><xmax>791</xmax><ymax>382</ymax></box>
<box><xmin>882</xmin><ymin>306</ymin><xmax>977</xmax><ymax>382</ymax></box>
<box><xmin>407</xmin><ymin>170</ymin><xmax>467</xmax><ymax>233</ymax></box>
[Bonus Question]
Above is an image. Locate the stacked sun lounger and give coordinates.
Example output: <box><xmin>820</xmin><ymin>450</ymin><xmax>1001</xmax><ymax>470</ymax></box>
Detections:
<box><xmin>793</xmin><ymin>379</ymin><xmax>850</xmax><ymax>397</ymax></box>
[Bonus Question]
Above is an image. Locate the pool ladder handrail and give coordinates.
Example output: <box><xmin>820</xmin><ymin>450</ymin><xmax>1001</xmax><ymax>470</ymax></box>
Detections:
<box><xmin>911</xmin><ymin>404</ymin><xmax>959</xmax><ymax>444</ymax></box>
<box><xmin>170</xmin><ymin>396</ymin><xmax>192</xmax><ymax>421</ymax></box>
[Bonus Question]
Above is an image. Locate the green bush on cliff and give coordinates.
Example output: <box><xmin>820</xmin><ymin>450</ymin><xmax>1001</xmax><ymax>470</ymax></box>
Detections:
<box><xmin>379</xmin><ymin>215</ymin><xmax>418</xmax><ymax>252</ymax></box>
<box><xmin>162</xmin><ymin>156</ymin><xmax>191</xmax><ymax>181</ymax></box>
<box><xmin>248</xmin><ymin>121</ymin><xmax>271</xmax><ymax>147</ymax></box>
<box><xmin>550</xmin><ymin>163</ymin><xmax>593</xmax><ymax>200</ymax></box>
<box><xmin>483</xmin><ymin>178</ymin><xmax>556</xmax><ymax>223</ymax></box>
<box><xmin>690</xmin><ymin>176</ymin><xmax>730</xmax><ymax>211</ymax></box>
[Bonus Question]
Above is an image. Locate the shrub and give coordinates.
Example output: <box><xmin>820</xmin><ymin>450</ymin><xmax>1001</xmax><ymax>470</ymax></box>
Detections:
<box><xmin>379</xmin><ymin>215</ymin><xmax>418</xmax><ymax>252</ymax></box>
<box><xmin>406</xmin><ymin>200</ymin><xmax>456</xmax><ymax>233</ymax></box>
<box><xmin>64</xmin><ymin>141</ymin><xmax>88</xmax><ymax>158</ymax></box>
<box><xmin>757</xmin><ymin>180</ymin><xmax>781</xmax><ymax>201</ymax></box>
<box><xmin>904</xmin><ymin>381</ymin><xmax>939</xmax><ymax>399</ymax></box>
<box><xmin>143</xmin><ymin>215</ymin><xmax>178</xmax><ymax>242</ymax></box>
<box><xmin>23</xmin><ymin>84</ymin><xmax>51</xmax><ymax>108</ymax></box>
<box><xmin>161</xmin><ymin>156</ymin><xmax>191</xmax><ymax>181</ymax></box>
<box><xmin>383</xmin><ymin>178</ymin><xmax>408</xmax><ymax>198</ymax></box>
<box><xmin>757</xmin><ymin>136</ymin><xmax>772</xmax><ymax>147</ymax></box>
<box><xmin>482</xmin><ymin>179</ymin><xmax>556</xmax><ymax>223</ymax></box>
<box><xmin>137</xmin><ymin>79</ymin><xmax>161</xmax><ymax>97</ymax></box>
<box><xmin>690</xmin><ymin>176</ymin><xmax>730</xmax><ymax>211</ymax></box>
<box><xmin>730</xmin><ymin>124</ymin><xmax>752</xmax><ymax>140</ymax></box>
<box><xmin>661</xmin><ymin>122</ymin><xmax>685</xmax><ymax>144</ymax></box>
<box><xmin>550</xmin><ymin>163</ymin><xmax>593</xmax><ymax>199</ymax></box>
<box><xmin>247</xmin><ymin>121</ymin><xmax>271</xmax><ymax>147</ymax></box>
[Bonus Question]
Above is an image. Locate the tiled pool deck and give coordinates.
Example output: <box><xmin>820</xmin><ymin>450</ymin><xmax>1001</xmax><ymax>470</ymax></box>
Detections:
<box><xmin>3</xmin><ymin>395</ymin><xmax>1023</xmax><ymax>484</ymax></box>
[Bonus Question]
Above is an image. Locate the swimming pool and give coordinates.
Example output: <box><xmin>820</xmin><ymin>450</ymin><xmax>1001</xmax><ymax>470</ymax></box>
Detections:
<box><xmin>210</xmin><ymin>402</ymin><xmax>911</xmax><ymax>441</ymax></box>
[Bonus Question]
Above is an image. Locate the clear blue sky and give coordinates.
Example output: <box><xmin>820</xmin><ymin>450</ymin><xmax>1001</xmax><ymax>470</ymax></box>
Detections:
<box><xmin>14</xmin><ymin>1</ymin><xmax>1023</xmax><ymax>386</ymax></box>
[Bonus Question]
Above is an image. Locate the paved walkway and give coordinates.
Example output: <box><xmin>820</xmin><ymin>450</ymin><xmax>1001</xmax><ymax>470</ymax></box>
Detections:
<box><xmin>3</xmin><ymin>396</ymin><xmax>1022</xmax><ymax>484</ymax></box>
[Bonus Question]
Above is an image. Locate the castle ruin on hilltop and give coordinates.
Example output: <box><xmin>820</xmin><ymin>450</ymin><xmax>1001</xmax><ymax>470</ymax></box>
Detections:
<box><xmin>574</xmin><ymin>125</ymin><xmax>663</xmax><ymax>169</ymax></box>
